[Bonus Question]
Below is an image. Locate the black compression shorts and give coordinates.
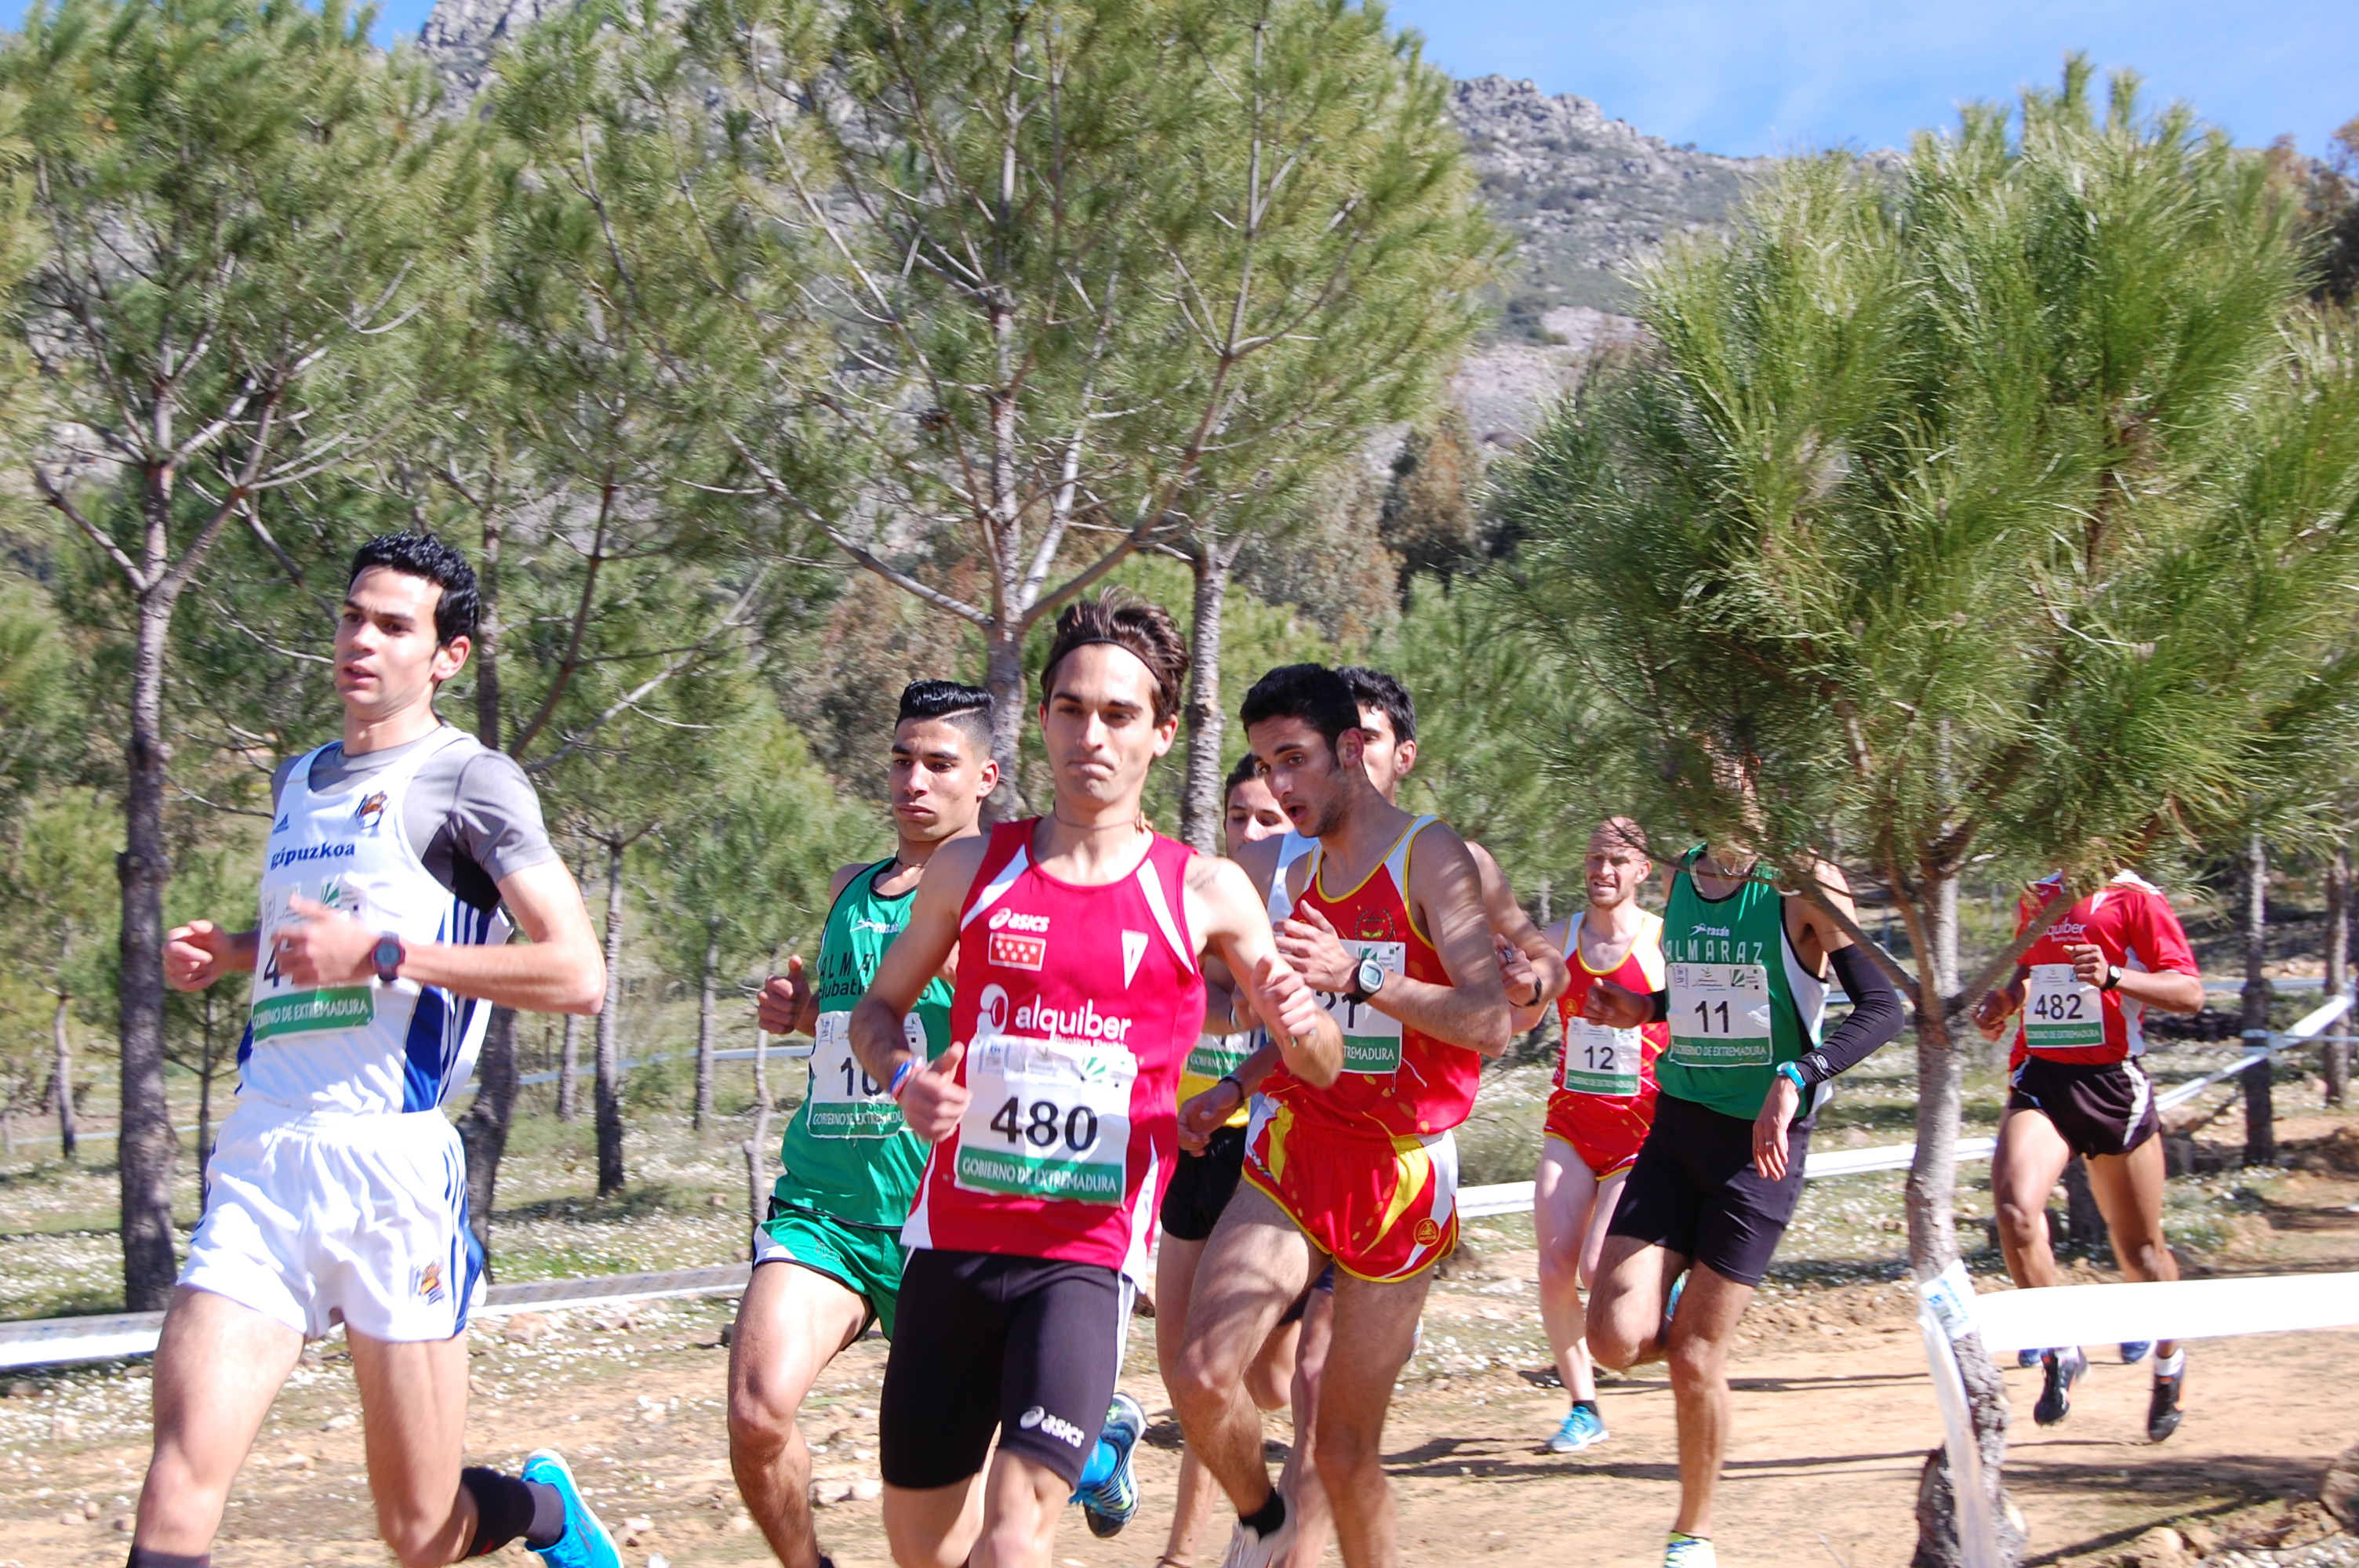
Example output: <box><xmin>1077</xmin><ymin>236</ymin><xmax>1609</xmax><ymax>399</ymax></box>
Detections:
<box><xmin>880</xmin><ymin>1248</ymin><xmax>1126</xmax><ymax>1490</ymax></box>
<box><xmin>2006</xmin><ymin>1055</ymin><xmax>2158</xmax><ymax>1160</ymax></box>
<box><xmin>1607</xmin><ymin>1091</ymin><xmax>1810</xmax><ymax>1289</ymax></box>
<box><xmin>1160</xmin><ymin>1123</ymin><xmax>1247</xmax><ymax>1242</ymax></box>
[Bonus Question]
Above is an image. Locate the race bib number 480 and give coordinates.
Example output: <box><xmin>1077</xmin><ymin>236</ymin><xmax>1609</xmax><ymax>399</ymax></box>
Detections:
<box><xmin>1317</xmin><ymin>942</ymin><xmax>1407</xmax><ymax>1074</ymax></box>
<box><xmin>807</xmin><ymin>1011</ymin><xmax>928</xmax><ymax>1138</ymax></box>
<box><xmin>955</xmin><ymin>1035</ymin><xmax>1136</xmax><ymax>1204</ymax></box>
<box><xmin>2023</xmin><ymin>963</ymin><xmax>2104</xmax><ymax>1051</ymax></box>
<box><xmin>1667</xmin><ymin>961</ymin><xmax>1772</xmax><ymax>1068</ymax></box>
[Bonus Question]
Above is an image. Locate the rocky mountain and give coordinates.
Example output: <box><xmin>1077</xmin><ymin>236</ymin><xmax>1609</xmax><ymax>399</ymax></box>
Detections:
<box><xmin>413</xmin><ymin>8</ymin><xmax>1768</xmax><ymax>440</ymax></box>
<box><xmin>1449</xmin><ymin>75</ymin><xmax>1768</xmax><ymax>341</ymax></box>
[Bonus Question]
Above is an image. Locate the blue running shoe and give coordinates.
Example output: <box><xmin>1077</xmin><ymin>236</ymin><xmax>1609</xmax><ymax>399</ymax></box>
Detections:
<box><xmin>1664</xmin><ymin>1531</ymin><xmax>1717</xmax><ymax>1568</ymax></box>
<box><xmin>520</xmin><ymin>1449</ymin><xmax>620</xmax><ymax>1568</ymax></box>
<box><xmin>1546</xmin><ymin>1404</ymin><xmax>1609</xmax><ymax>1454</ymax></box>
<box><xmin>2018</xmin><ymin>1346</ymin><xmax>2045</xmax><ymax>1370</ymax></box>
<box><xmin>2119</xmin><ymin>1341</ymin><xmax>2151</xmax><ymax>1365</ymax></box>
<box><xmin>1080</xmin><ymin>1392</ymin><xmax>1146</xmax><ymax>1538</ymax></box>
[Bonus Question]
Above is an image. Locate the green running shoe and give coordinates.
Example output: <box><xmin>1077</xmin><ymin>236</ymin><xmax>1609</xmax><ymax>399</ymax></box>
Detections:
<box><xmin>1080</xmin><ymin>1392</ymin><xmax>1146</xmax><ymax>1538</ymax></box>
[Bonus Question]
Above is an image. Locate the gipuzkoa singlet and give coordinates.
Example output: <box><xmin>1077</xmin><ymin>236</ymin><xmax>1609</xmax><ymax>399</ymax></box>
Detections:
<box><xmin>902</xmin><ymin>820</ymin><xmax>1205</xmax><ymax>1282</ymax></box>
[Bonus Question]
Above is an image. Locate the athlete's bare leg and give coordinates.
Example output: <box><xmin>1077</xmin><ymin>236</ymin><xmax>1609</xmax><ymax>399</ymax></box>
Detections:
<box><xmin>885</xmin><ymin>1450</ymin><xmax>1064</xmax><ymax>1568</ymax></box>
<box><xmin>881</xmin><ymin>1472</ymin><xmax>987</xmax><ymax>1568</ymax></box>
<box><xmin>2087</xmin><ymin>1136</ymin><xmax>2182</xmax><ymax>1358</ymax></box>
<box><xmin>1314</xmin><ymin>1269</ymin><xmax>1427</xmax><ymax>1568</ymax></box>
<box><xmin>729</xmin><ymin>1260</ymin><xmax>874</xmax><ymax>1567</ymax></box>
<box><xmin>1992</xmin><ymin>1106</ymin><xmax>2076</xmax><ymax>1290</ymax></box>
<box><xmin>1536</xmin><ymin>1139</ymin><xmax>1609</xmax><ymax>1402</ymax></box>
<box><xmin>1158</xmin><ymin>1233</ymin><xmax>1223</xmax><ymax>1565</ymax></box>
<box><xmin>1656</xmin><ymin>1263</ymin><xmax>1754</xmax><ymax>1538</ymax></box>
<box><xmin>1278</xmin><ymin>1287</ymin><xmax>1333</xmax><ymax>1568</ymax></box>
<box><xmin>346</xmin><ymin>1325</ymin><xmax>478</xmax><ymax>1566</ymax></box>
<box><xmin>133</xmin><ymin>1287</ymin><xmax>305</xmax><ymax>1555</ymax></box>
<box><xmin>1587</xmin><ymin>1233</ymin><xmax>1688</xmax><ymax>1371</ymax></box>
<box><xmin>1171</xmin><ymin>1182</ymin><xmax>1320</xmax><ymax>1517</ymax></box>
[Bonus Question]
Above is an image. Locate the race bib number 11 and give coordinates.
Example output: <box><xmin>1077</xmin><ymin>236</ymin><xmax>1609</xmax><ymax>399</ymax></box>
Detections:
<box><xmin>1667</xmin><ymin>961</ymin><xmax>1772</xmax><ymax>1069</ymax></box>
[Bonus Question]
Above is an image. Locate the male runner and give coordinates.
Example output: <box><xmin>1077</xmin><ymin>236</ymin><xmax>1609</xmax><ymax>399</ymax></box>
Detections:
<box><xmin>1171</xmin><ymin>662</ymin><xmax>1515</xmax><ymax>1568</ymax></box>
<box><xmin>1580</xmin><ymin>815</ymin><xmax>1903</xmax><ymax>1568</ymax></box>
<box><xmin>729</xmin><ymin>680</ymin><xmax>999</xmax><ymax>1568</ymax></box>
<box><xmin>149</xmin><ymin>533</ymin><xmax>615</xmax><ymax>1568</ymax></box>
<box><xmin>1972</xmin><ymin>869</ymin><xmax>2205</xmax><ymax>1439</ymax></box>
<box><xmin>845</xmin><ymin>597</ymin><xmax>1342</xmax><ymax>1568</ymax></box>
<box><xmin>1533</xmin><ymin>817</ymin><xmax>1667</xmax><ymax>1454</ymax></box>
<box><xmin>1157</xmin><ymin>757</ymin><xmax>1304</xmax><ymax>1568</ymax></box>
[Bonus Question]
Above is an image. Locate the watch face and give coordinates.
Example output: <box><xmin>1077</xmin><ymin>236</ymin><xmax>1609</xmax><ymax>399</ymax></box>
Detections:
<box><xmin>1357</xmin><ymin>955</ymin><xmax>1385</xmax><ymax>994</ymax></box>
<box><xmin>374</xmin><ymin>936</ymin><xmax>402</xmax><ymax>974</ymax></box>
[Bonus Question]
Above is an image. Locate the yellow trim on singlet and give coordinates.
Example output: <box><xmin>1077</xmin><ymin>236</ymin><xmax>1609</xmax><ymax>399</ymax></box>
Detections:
<box><xmin>1303</xmin><ymin>815</ymin><xmax>1441</xmax><ymax>949</ymax></box>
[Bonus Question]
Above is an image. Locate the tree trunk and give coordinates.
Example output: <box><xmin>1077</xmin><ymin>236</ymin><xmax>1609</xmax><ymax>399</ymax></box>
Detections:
<box><xmin>454</xmin><ymin>1006</ymin><xmax>518</xmax><ymax>1267</ymax></box>
<box><xmin>695</xmin><ymin>924</ymin><xmax>719</xmax><ymax>1132</ymax></box>
<box><xmin>743</xmin><ymin>1021</ymin><xmax>772</xmax><ymax>1256</ymax></box>
<box><xmin>2241</xmin><ymin>833</ymin><xmax>2274</xmax><ymax>1167</ymax></box>
<box><xmin>1178</xmin><ymin>544</ymin><xmax>1231</xmax><ymax>853</ymax></box>
<box><xmin>52</xmin><ymin>992</ymin><xmax>77</xmax><ymax>1162</ymax></box>
<box><xmin>557</xmin><ymin>1011</ymin><xmax>581</xmax><ymax>1120</ymax></box>
<box><xmin>594</xmin><ymin>838</ymin><xmax>628</xmax><ymax>1196</ymax></box>
<box><xmin>474</xmin><ymin>506</ymin><xmax>504</xmax><ymax>751</ymax></box>
<box><xmin>117</xmin><ymin>586</ymin><xmax>182</xmax><ymax>1311</ymax></box>
<box><xmin>2326</xmin><ymin>841</ymin><xmax>2350</xmax><ymax>1109</ymax></box>
<box><xmin>195</xmin><ymin>989</ymin><xmax>219</xmax><ymax>1207</ymax></box>
<box><xmin>983</xmin><ymin>627</ymin><xmax>1027</xmax><ymax>822</ymax></box>
<box><xmin>1898</xmin><ymin>870</ymin><xmax>2019</xmax><ymax>1567</ymax></box>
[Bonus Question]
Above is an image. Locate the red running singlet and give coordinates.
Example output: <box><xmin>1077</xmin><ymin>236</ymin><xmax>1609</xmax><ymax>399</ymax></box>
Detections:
<box><xmin>902</xmin><ymin>820</ymin><xmax>1205</xmax><ymax>1281</ymax></box>
<box><xmin>1544</xmin><ymin>909</ymin><xmax>1668</xmax><ymax>1178</ymax></box>
<box><xmin>1261</xmin><ymin>816</ymin><xmax>1479</xmax><ymax>1138</ymax></box>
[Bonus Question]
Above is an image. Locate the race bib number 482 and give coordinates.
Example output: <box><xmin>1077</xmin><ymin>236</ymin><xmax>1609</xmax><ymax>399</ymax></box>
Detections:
<box><xmin>955</xmin><ymin>1035</ymin><xmax>1136</xmax><ymax>1205</ymax></box>
<box><xmin>1667</xmin><ymin>961</ymin><xmax>1772</xmax><ymax>1068</ymax></box>
<box><xmin>2023</xmin><ymin>962</ymin><xmax>2104</xmax><ymax>1051</ymax></box>
<box><xmin>1317</xmin><ymin>942</ymin><xmax>1407</xmax><ymax>1074</ymax></box>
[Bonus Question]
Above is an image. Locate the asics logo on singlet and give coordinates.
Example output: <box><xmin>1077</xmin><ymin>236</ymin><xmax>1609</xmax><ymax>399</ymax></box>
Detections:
<box><xmin>1018</xmin><ymin>1406</ymin><xmax>1087</xmax><ymax>1447</ymax></box>
<box><xmin>975</xmin><ymin>982</ymin><xmax>1133</xmax><ymax>1042</ymax></box>
<box><xmin>268</xmin><ymin>842</ymin><xmax>356</xmax><ymax>871</ymax></box>
<box><xmin>989</xmin><ymin>906</ymin><xmax>1051</xmax><ymax>933</ymax></box>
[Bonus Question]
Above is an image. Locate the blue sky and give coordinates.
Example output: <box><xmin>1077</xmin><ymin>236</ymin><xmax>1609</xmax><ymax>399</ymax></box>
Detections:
<box><xmin>5</xmin><ymin>0</ymin><xmax>2353</xmax><ymax>161</ymax></box>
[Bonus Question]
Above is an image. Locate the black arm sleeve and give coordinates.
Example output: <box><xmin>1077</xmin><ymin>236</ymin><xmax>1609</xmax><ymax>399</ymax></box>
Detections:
<box><xmin>1792</xmin><ymin>942</ymin><xmax>1905</xmax><ymax>1086</ymax></box>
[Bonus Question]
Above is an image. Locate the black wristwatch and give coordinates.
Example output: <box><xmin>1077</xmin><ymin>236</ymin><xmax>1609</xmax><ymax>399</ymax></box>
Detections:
<box><xmin>2100</xmin><ymin>963</ymin><xmax>2123</xmax><ymax>993</ymax></box>
<box><xmin>1344</xmin><ymin>953</ymin><xmax>1387</xmax><ymax>1007</ymax></box>
<box><xmin>373</xmin><ymin>933</ymin><xmax>406</xmax><ymax>985</ymax></box>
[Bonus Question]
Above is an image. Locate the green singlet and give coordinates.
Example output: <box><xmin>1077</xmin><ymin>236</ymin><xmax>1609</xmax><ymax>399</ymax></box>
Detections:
<box><xmin>771</xmin><ymin>858</ymin><xmax>954</xmax><ymax>1229</ymax></box>
<box><xmin>1656</xmin><ymin>849</ymin><xmax>1829</xmax><ymax>1120</ymax></box>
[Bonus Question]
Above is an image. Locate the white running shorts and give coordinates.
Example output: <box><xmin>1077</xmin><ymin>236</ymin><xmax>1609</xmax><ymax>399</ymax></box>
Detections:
<box><xmin>180</xmin><ymin>1100</ymin><xmax>483</xmax><ymax>1341</ymax></box>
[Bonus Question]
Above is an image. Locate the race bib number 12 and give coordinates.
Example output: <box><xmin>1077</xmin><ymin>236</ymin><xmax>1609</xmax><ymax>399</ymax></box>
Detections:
<box><xmin>1560</xmin><ymin>1019</ymin><xmax>1644</xmax><ymax>1097</ymax></box>
<box><xmin>1667</xmin><ymin>961</ymin><xmax>1772</xmax><ymax>1069</ymax></box>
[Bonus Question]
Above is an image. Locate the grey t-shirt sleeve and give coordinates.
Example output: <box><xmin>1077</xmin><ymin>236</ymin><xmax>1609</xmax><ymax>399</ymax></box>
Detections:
<box><xmin>439</xmin><ymin>747</ymin><xmax>557</xmax><ymax>885</ymax></box>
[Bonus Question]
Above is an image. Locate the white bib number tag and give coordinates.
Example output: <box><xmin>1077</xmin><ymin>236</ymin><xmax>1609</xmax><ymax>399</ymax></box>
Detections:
<box><xmin>1559</xmin><ymin>1019</ymin><xmax>1644</xmax><ymax>1097</ymax></box>
<box><xmin>2023</xmin><ymin>962</ymin><xmax>2104</xmax><ymax>1051</ymax></box>
<box><xmin>1185</xmin><ymin>1031</ymin><xmax>1253</xmax><ymax>1083</ymax></box>
<box><xmin>808</xmin><ymin>1010</ymin><xmax>927</xmax><ymax>1138</ymax></box>
<box><xmin>956</xmin><ymin>1035</ymin><xmax>1136</xmax><ymax>1204</ymax></box>
<box><xmin>1315</xmin><ymin>941</ymin><xmax>1407</xmax><ymax>1074</ymax></box>
<box><xmin>249</xmin><ymin>879</ymin><xmax>376</xmax><ymax>1043</ymax></box>
<box><xmin>1668</xmin><ymin>961</ymin><xmax>1772</xmax><ymax>1068</ymax></box>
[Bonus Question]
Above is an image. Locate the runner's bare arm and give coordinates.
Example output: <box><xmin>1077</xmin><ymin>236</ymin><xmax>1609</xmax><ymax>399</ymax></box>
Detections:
<box><xmin>164</xmin><ymin>921</ymin><xmax>260</xmax><ymax>990</ymax></box>
<box><xmin>2061</xmin><ymin>942</ymin><xmax>2204</xmax><ymax>1014</ymax></box>
<box><xmin>1187</xmin><ymin>854</ymin><xmax>1342</xmax><ymax>1088</ymax></box>
<box><xmin>1279</xmin><ymin>826</ymin><xmax>1514</xmax><ymax>1055</ymax></box>
<box><xmin>263</xmin><ymin>860</ymin><xmax>605</xmax><ymax>1014</ymax></box>
<box><xmin>1470</xmin><ymin>840</ymin><xmax>1570</xmax><ymax>1017</ymax></box>
<box><xmin>850</xmin><ymin>836</ymin><xmax>987</xmax><ymax>1142</ymax></box>
<box><xmin>756</xmin><ymin>861</ymin><xmax>866</xmax><ymax>1036</ymax></box>
<box><xmin>1178</xmin><ymin>1035</ymin><xmax>1285</xmax><ymax>1140</ymax></box>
